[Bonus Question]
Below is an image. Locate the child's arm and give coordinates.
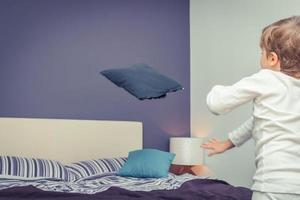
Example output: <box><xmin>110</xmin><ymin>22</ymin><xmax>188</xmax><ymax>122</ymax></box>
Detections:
<box><xmin>201</xmin><ymin>139</ymin><xmax>234</xmax><ymax>156</ymax></box>
<box><xmin>228</xmin><ymin>117</ymin><xmax>254</xmax><ymax>147</ymax></box>
<box><xmin>201</xmin><ymin>117</ymin><xmax>254</xmax><ymax>156</ymax></box>
<box><xmin>206</xmin><ymin>70</ymin><xmax>269</xmax><ymax>115</ymax></box>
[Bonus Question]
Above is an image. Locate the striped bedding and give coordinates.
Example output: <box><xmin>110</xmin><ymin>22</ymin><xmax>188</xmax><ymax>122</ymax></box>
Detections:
<box><xmin>66</xmin><ymin>157</ymin><xmax>127</xmax><ymax>179</ymax></box>
<box><xmin>0</xmin><ymin>156</ymin><xmax>72</xmax><ymax>181</ymax></box>
<box><xmin>0</xmin><ymin>172</ymin><xmax>205</xmax><ymax>194</ymax></box>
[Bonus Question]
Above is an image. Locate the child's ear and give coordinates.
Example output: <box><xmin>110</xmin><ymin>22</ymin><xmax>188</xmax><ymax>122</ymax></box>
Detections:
<box><xmin>269</xmin><ymin>52</ymin><xmax>281</xmax><ymax>70</ymax></box>
<box><xmin>269</xmin><ymin>52</ymin><xmax>278</xmax><ymax>62</ymax></box>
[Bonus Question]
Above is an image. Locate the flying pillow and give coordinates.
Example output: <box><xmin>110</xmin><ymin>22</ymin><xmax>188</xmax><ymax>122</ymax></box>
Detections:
<box><xmin>100</xmin><ymin>64</ymin><xmax>183</xmax><ymax>100</ymax></box>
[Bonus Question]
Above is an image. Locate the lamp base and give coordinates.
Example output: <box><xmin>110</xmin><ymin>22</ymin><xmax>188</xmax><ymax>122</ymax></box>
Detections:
<box><xmin>169</xmin><ymin>164</ymin><xmax>212</xmax><ymax>176</ymax></box>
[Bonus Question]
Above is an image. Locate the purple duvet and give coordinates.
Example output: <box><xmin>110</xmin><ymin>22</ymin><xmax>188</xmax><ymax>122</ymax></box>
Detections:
<box><xmin>0</xmin><ymin>179</ymin><xmax>252</xmax><ymax>200</ymax></box>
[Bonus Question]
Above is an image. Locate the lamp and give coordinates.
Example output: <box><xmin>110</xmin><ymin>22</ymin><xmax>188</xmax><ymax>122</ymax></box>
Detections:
<box><xmin>170</xmin><ymin>137</ymin><xmax>211</xmax><ymax>176</ymax></box>
<box><xmin>170</xmin><ymin>137</ymin><xmax>203</xmax><ymax>165</ymax></box>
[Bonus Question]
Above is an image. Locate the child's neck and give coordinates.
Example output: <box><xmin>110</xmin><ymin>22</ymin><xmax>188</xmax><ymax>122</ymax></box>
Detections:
<box><xmin>281</xmin><ymin>70</ymin><xmax>300</xmax><ymax>79</ymax></box>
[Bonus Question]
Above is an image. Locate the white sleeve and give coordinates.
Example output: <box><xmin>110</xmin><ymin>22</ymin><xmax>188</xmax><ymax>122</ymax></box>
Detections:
<box><xmin>206</xmin><ymin>70</ymin><xmax>269</xmax><ymax>115</ymax></box>
<box><xmin>228</xmin><ymin>117</ymin><xmax>254</xmax><ymax>147</ymax></box>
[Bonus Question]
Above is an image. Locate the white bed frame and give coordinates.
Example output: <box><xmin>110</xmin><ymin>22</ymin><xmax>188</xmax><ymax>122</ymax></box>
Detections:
<box><xmin>0</xmin><ymin>118</ymin><xmax>142</xmax><ymax>164</ymax></box>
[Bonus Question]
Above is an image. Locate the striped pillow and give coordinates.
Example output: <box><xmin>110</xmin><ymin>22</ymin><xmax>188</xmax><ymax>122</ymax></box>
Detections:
<box><xmin>66</xmin><ymin>157</ymin><xmax>127</xmax><ymax>179</ymax></box>
<box><xmin>0</xmin><ymin>156</ymin><xmax>71</xmax><ymax>181</ymax></box>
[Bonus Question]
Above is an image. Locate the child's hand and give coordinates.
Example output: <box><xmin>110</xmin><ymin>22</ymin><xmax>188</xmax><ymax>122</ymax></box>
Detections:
<box><xmin>201</xmin><ymin>139</ymin><xmax>234</xmax><ymax>156</ymax></box>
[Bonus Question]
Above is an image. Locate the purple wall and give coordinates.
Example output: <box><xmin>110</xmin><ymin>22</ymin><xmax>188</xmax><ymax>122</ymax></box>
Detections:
<box><xmin>0</xmin><ymin>0</ymin><xmax>190</xmax><ymax>151</ymax></box>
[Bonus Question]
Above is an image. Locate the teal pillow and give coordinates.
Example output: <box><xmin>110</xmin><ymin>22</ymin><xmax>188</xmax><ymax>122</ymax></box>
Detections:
<box><xmin>117</xmin><ymin>149</ymin><xmax>175</xmax><ymax>178</ymax></box>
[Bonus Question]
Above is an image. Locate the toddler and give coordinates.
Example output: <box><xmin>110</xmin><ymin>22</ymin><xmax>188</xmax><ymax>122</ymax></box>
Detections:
<box><xmin>202</xmin><ymin>16</ymin><xmax>300</xmax><ymax>200</ymax></box>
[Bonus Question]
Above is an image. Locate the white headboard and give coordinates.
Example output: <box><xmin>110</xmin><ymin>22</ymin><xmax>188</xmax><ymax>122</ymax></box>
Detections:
<box><xmin>0</xmin><ymin>118</ymin><xmax>142</xmax><ymax>164</ymax></box>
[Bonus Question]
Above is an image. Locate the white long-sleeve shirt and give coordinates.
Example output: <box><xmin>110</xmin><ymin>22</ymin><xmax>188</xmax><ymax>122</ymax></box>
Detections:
<box><xmin>228</xmin><ymin>117</ymin><xmax>254</xmax><ymax>147</ymax></box>
<box><xmin>207</xmin><ymin>69</ymin><xmax>300</xmax><ymax>194</ymax></box>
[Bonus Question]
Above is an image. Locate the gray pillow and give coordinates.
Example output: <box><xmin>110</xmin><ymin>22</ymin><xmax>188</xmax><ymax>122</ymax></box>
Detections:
<box><xmin>100</xmin><ymin>64</ymin><xmax>183</xmax><ymax>100</ymax></box>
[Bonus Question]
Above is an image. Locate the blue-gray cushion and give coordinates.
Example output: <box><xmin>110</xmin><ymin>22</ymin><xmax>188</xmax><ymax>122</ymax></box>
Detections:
<box><xmin>100</xmin><ymin>64</ymin><xmax>183</xmax><ymax>100</ymax></box>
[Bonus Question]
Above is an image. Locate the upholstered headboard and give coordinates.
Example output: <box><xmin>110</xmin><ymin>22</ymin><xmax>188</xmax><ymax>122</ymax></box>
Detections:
<box><xmin>0</xmin><ymin>118</ymin><xmax>143</xmax><ymax>164</ymax></box>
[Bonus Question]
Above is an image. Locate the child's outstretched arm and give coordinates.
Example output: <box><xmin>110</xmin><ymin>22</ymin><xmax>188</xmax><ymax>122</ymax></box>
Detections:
<box><xmin>202</xmin><ymin>117</ymin><xmax>254</xmax><ymax>156</ymax></box>
<box><xmin>201</xmin><ymin>139</ymin><xmax>234</xmax><ymax>156</ymax></box>
<box><xmin>206</xmin><ymin>70</ymin><xmax>270</xmax><ymax>115</ymax></box>
<box><xmin>228</xmin><ymin>117</ymin><xmax>254</xmax><ymax>147</ymax></box>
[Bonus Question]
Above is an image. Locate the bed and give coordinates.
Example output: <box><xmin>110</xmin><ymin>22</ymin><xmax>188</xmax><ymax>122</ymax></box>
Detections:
<box><xmin>0</xmin><ymin>117</ymin><xmax>252</xmax><ymax>200</ymax></box>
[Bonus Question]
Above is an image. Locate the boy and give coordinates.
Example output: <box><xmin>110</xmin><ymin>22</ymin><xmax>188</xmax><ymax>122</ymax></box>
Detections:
<box><xmin>201</xmin><ymin>16</ymin><xmax>300</xmax><ymax>200</ymax></box>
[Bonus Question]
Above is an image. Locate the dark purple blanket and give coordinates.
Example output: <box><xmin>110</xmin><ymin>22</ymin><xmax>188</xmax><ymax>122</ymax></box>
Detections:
<box><xmin>0</xmin><ymin>179</ymin><xmax>252</xmax><ymax>200</ymax></box>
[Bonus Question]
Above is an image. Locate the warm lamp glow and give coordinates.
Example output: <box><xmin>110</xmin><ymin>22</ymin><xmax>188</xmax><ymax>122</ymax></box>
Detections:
<box><xmin>159</xmin><ymin>119</ymin><xmax>189</xmax><ymax>137</ymax></box>
<box><xmin>191</xmin><ymin>117</ymin><xmax>213</xmax><ymax>137</ymax></box>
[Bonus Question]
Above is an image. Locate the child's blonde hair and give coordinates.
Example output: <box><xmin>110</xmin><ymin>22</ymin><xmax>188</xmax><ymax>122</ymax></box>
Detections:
<box><xmin>260</xmin><ymin>16</ymin><xmax>300</xmax><ymax>77</ymax></box>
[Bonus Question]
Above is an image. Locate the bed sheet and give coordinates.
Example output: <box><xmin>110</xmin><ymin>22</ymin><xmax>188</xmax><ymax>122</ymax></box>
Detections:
<box><xmin>0</xmin><ymin>173</ymin><xmax>204</xmax><ymax>194</ymax></box>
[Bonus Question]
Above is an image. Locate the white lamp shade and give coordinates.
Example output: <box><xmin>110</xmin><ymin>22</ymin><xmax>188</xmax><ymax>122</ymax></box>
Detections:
<box><xmin>170</xmin><ymin>137</ymin><xmax>203</xmax><ymax>165</ymax></box>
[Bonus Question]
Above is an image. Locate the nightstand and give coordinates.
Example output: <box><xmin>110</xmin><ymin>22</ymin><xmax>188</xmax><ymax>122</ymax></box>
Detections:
<box><xmin>169</xmin><ymin>164</ymin><xmax>212</xmax><ymax>176</ymax></box>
